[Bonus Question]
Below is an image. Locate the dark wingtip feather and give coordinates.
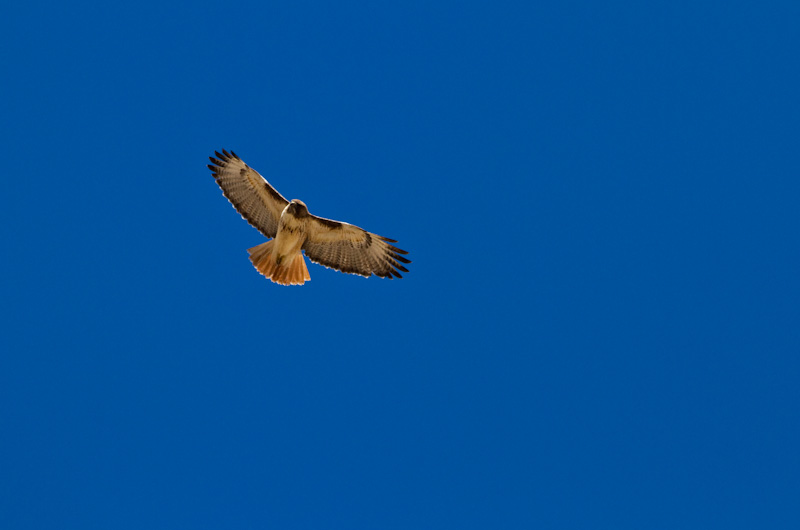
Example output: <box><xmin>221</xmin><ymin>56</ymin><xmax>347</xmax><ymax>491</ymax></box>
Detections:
<box><xmin>387</xmin><ymin>245</ymin><xmax>408</xmax><ymax>255</ymax></box>
<box><xmin>231</xmin><ymin>150</ymin><xmax>239</xmax><ymax>159</ymax></box>
<box><xmin>222</xmin><ymin>149</ymin><xmax>231</xmax><ymax>157</ymax></box>
<box><xmin>393</xmin><ymin>254</ymin><xmax>411</xmax><ymax>264</ymax></box>
<box><xmin>380</xmin><ymin>236</ymin><xmax>398</xmax><ymax>243</ymax></box>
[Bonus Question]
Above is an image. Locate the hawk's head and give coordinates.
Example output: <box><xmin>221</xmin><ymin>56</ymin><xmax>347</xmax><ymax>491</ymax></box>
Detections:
<box><xmin>288</xmin><ymin>199</ymin><xmax>309</xmax><ymax>217</ymax></box>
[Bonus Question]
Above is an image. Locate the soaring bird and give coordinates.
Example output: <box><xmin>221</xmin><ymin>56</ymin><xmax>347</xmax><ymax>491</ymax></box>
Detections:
<box><xmin>208</xmin><ymin>150</ymin><xmax>410</xmax><ymax>285</ymax></box>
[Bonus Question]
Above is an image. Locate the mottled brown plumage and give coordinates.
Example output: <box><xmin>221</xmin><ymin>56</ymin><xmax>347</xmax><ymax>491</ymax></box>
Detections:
<box><xmin>209</xmin><ymin>150</ymin><xmax>410</xmax><ymax>285</ymax></box>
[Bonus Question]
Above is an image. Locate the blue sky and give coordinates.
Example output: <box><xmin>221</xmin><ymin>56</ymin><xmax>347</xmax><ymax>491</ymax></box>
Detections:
<box><xmin>2</xmin><ymin>1</ymin><xmax>799</xmax><ymax>528</ymax></box>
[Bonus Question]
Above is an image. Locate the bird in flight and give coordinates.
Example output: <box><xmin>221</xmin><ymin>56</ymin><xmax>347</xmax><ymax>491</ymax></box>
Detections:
<box><xmin>208</xmin><ymin>150</ymin><xmax>410</xmax><ymax>286</ymax></box>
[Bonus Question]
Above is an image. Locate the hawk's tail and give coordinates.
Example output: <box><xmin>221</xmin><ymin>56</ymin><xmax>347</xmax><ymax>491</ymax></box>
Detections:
<box><xmin>247</xmin><ymin>241</ymin><xmax>310</xmax><ymax>286</ymax></box>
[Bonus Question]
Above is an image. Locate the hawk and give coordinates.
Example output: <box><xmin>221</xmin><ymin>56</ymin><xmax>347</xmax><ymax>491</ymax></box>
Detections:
<box><xmin>208</xmin><ymin>150</ymin><xmax>410</xmax><ymax>286</ymax></box>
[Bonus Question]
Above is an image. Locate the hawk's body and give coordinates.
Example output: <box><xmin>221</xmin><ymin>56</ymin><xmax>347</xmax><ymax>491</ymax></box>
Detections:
<box><xmin>208</xmin><ymin>150</ymin><xmax>410</xmax><ymax>285</ymax></box>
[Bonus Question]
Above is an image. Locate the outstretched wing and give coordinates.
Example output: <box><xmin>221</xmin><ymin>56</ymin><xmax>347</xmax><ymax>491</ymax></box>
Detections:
<box><xmin>208</xmin><ymin>150</ymin><xmax>289</xmax><ymax>238</ymax></box>
<box><xmin>303</xmin><ymin>215</ymin><xmax>411</xmax><ymax>279</ymax></box>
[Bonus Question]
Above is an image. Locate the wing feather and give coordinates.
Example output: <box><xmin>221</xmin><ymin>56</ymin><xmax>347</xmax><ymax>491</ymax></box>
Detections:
<box><xmin>208</xmin><ymin>150</ymin><xmax>288</xmax><ymax>238</ymax></box>
<box><xmin>302</xmin><ymin>215</ymin><xmax>410</xmax><ymax>279</ymax></box>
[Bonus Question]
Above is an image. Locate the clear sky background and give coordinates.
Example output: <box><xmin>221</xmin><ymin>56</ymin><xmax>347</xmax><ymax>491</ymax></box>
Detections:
<box><xmin>2</xmin><ymin>1</ymin><xmax>799</xmax><ymax>528</ymax></box>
